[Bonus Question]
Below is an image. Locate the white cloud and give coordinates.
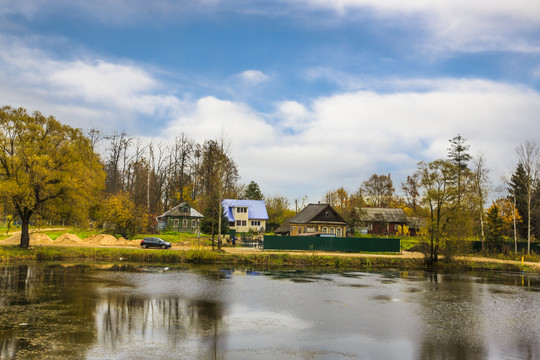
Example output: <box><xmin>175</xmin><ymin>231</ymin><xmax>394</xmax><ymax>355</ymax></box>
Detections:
<box><xmin>161</xmin><ymin>78</ymin><xmax>540</xmax><ymax>201</ymax></box>
<box><xmin>1</xmin><ymin>36</ymin><xmax>539</xmax><ymax>202</ymax></box>
<box><xmin>0</xmin><ymin>35</ymin><xmax>181</xmax><ymax>131</ymax></box>
<box><xmin>237</xmin><ymin>70</ymin><xmax>270</xmax><ymax>85</ymax></box>
<box><xmin>3</xmin><ymin>1</ymin><xmax>539</xmax><ymax>54</ymax></box>
<box><xmin>291</xmin><ymin>0</ymin><xmax>540</xmax><ymax>53</ymax></box>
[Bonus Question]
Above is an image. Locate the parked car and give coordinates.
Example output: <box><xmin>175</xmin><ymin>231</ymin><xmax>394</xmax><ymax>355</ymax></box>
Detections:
<box><xmin>140</xmin><ymin>237</ymin><xmax>171</xmax><ymax>249</ymax></box>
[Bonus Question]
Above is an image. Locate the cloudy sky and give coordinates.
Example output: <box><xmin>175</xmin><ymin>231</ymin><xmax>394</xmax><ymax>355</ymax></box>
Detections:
<box><xmin>1</xmin><ymin>0</ymin><xmax>540</xmax><ymax>202</ymax></box>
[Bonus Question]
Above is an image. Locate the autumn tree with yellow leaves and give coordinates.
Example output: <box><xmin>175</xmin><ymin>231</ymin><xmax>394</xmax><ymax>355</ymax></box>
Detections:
<box><xmin>0</xmin><ymin>106</ymin><xmax>105</xmax><ymax>248</ymax></box>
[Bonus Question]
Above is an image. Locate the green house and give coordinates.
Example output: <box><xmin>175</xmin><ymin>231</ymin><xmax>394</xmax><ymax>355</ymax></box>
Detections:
<box><xmin>156</xmin><ymin>202</ymin><xmax>203</xmax><ymax>233</ymax></box>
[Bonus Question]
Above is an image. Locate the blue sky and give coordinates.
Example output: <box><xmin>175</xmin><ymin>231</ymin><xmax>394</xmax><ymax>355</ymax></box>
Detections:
<box><xmin>1</xmin><ymin>0</ymin><xmax>540</xmax><ymax>202</ymax></box>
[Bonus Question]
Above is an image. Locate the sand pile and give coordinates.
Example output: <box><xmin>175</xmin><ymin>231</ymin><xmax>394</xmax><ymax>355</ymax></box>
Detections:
<box><xmin>53</xmin><ymin>233</ymin><xmax>82</xmax><ymax>245</ymax></box>
<box><xmin>0</xmin><ymin>233</ymin><xmax>54</xmax><ymax>245</ymax></box>
<box><xmin>82</xmin><ymin>234</ymin><xmax>130</xmax><ymax>246</ymax></box>
<box><xmin>118</xmin><ymin>237</ymin><xmax>138</xmax><ymax>246</ymax></box>
<box><xmin>0</xmin><ymin>234</ymin><xmax>21</xmax><ymax>245</ymax></box>
<box><xmin>31</xmin><ymin>233</ymin><xmax>54</xmax><ymax>245</ymax></box>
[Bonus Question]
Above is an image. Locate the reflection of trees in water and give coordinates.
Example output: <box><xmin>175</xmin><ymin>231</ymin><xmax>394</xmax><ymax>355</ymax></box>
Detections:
<box><xmin>416</xmin><ymin>273</ymin><xmax>487</xmax><ymax>360</ymax></box>
<box><xmin>96</xmin><ymin>294</ymin><xmax>225</xmax><ymax>358</ymax></box>
<box><xmin>0</xmin><ymin>264</ymin><xmax>97</xmax><ymax>359</ymax></box>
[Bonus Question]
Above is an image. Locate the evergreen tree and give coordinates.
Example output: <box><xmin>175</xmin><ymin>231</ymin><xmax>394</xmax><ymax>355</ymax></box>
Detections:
<box><xmin>508</xmin><ymin>163</ymin><xmax>529</xmax><ymax>239</ymax></box>
<box><xmin>200</xmin><ymin>192</ymin><xmax>229</xmax><ymax>249</ymax></box>
<box><xmin>485</xmin><ymin>205</ymin><xmax>504</xmax><ymax>252</ymax></box>
<box><xmin>243</xmin><ymin>181</ymin><xmax>264</xmax><ymax>200</ymax></box>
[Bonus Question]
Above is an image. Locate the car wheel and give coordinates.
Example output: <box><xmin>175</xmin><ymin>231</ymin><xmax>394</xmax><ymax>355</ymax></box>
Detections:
<box><xmin>161</xmin><ymin>245</ymin><xmax>167</xmax><ymax>249</ymax></box>
<box><xmin>142</xmin><ymin>244</ymin><xmax>148</xmax><ymax>249</ymax></box>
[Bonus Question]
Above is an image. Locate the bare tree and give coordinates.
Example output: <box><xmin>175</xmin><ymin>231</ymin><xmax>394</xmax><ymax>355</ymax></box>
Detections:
<box><xmin>362</xmin><ymin>173</ymin><xmax>394</xmax><ymax>207</ymax></box>
<box><xmin>471</xmin><ymin>154</ymin><xmax>490</xmax><ymax>251</ymax></box>
<box><xmin>401</xmin><ymin>173</ymin><xmax>421</xmax><ymax>215</ymax></box>
<box><xmin>515</xmin><ymin>140</ymin><xmax>540</xmax><ymax>254</ymax></box>
<box><xmin>169</xmin><ymin>133</ymin><xmax>194</xmax><ymax>203</ymax></box>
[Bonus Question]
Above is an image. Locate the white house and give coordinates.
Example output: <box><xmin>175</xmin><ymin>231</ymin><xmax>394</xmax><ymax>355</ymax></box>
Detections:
<box><xmin>222</xmin><ymin>199</ymin><xmax>268</xmax><ymax>233</ymax></box>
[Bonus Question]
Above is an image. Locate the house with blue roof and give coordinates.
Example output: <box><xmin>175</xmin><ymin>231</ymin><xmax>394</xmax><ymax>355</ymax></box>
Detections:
<box><xmin>222</xmin><ymin>199</ymin><xmax>268</xmax><ymax>233</ymax></box>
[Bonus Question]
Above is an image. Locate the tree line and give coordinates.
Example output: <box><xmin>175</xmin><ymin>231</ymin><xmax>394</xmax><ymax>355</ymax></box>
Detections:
<box><xmin>319</xmin><ymin>135</ymin><xmax>540</xmax><ymax>259</ymax></box>
<box><xmin>0</xmin><ymin>106</ymin><xmax>538</xmax><ymax>254</ymax></box>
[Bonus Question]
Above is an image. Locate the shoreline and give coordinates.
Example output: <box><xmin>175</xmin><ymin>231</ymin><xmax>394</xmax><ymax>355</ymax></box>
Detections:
<box><xmin>0</xmin><ymin>245</ymin><xmax>538</xmax><ymax>274</ymax></box>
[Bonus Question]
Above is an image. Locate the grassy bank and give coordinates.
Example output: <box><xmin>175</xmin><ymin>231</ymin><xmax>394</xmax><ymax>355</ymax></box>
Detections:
<box><xmin>0</xmin><ymin>245</ymin><xmax>536</xmax><ymax>273</ymax></box>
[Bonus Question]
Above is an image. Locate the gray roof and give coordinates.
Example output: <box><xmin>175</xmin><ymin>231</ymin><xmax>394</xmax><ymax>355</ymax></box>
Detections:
<box><xmin>288</xmin><ymin>204</ymin><xmax>329</xmax><ymax>224</ymax></box>
<box><xmin>290</xmin><ymin>203</ymin><xmax>347</xmax><ymax>224</ymax></box>
<box><xmin>274</xmin><ymin>204</ymin><xmax>347</xmax><ymax>234</ymax></box>
<box><xmin>407</xmin><ymin>217</ymin><xmax>427</xmax><ymax>229</ymax></box>
<box><xmin>358</xmin><ymin>208</ymin><xmax>408</xmax><ymax>223</ymax></box>
<box><xmin>157</xmin><ymin>202</ymin><xmax>203</xmax><ymax>219</ymax></box>
<box><xmin>274</xmin><ymin>218</ymin><xmax>291</xmax><ymax>234</ymax></box>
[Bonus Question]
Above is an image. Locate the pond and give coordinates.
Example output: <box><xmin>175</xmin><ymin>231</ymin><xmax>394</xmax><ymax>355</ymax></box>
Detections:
<box><xmin>0</xmin><ymin>263</ymin><xmax>539</xmax><ymax>359</ymax></box>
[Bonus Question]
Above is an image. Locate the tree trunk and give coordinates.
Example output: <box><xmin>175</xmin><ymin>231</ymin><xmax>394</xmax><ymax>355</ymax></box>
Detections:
<box><xmin>528</xmin><ymin>196</ymin><xmax>531</xmax><ymax>255</ymax></box>
<box><xmin>513</xmin><ymin>195</ymin><xmax>518</xmax><ymax>254</ymax></box>
<box><xmin>480</xmin><ymin>211</ymin><xmax>485</xmax><ymax>253</ymax></box>
<box><xmin>19</xmin><ymin>210</ymin><xmax>32</xmax><ymax>249</ymax></box>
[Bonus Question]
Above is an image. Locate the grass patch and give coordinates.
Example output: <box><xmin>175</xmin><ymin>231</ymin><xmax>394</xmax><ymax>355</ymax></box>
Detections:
<box><xmin>0</xmin><ymin>244</ymin><xmax>538</xmax><ymax>274</ymax></box>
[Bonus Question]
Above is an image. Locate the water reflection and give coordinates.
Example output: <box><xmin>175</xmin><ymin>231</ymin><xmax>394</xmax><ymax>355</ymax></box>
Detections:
<box><xmin>0</xmin><ymin>264</ymin><xmax>96</xmax><ymax>359</ymax></box>
<box><xmin>0</xmin><ymin>264</ymin><xmax>539</xmax><ymax>360</ymax></box>
<box><xmin>415</xmin><ymin>273</ymin><xmax>488</xmax><ymax>360</ymax></box>
<box><xmin>93</xmin><ymin>294</ymin><xmax>224</xmax><ymax>359</ymax></box>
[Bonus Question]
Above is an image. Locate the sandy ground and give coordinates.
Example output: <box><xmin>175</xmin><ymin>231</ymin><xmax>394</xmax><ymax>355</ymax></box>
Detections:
<box><xmin>1</xmin><ymin>232</ymin><xmax>538</xmax><ymax>269</ymax></box>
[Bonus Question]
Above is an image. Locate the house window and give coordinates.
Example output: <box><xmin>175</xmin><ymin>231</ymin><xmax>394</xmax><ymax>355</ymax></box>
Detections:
<box><xmin>242</xmin><ymin>220</ymin><xmax>247</xmax><ymax>226</ymax></box>
<box><xmin>292</xmin><ymin>226</ymin><xmax>296</xmax><ymax>233</ymax></box>
<box><xmin>173</xmin><ymin>219</ymin><xmax>179</xmax><ymax>228</ymax></box>
<box><xmin>368</xmin><ymin>224</ymin><xmax>373</xmax><ymax>230</ymax></box>
<box><xmin>330</xmin><ymin>227</ymin><xmax>335</xmax><ymax>234</ymax></box>
<box><xmin>322</xmin><ymin>227</ymin><xmax>327</xmax><ymax>233</ymax></box>
<box><xmin>337</xmin><ymin>228</ymin><xmax>342</xmax><ymax>237</ymax></box>
<box><xmin>236</xmin><ymin>207</ymin><xmax>247</xmax><ymax>213</ymax></box>
<box><xmin>307</xmin><ymin>227</ymin><xmax>315</xmax><ymax>233</ymax></box>
<box><xmin>183</xmin><ymin>219</ymin><xmax>188</xmax><ymax>228</ymax></box>
<box><xmin>183</xmin><ymin>207</ymin><xmax>189</xmax><ymax>213</ymax></box>
<box><xmin>236</xmin><ymin>220</ymin><xmax>242</xmax><ymax>227</ymax></box>
<box><xmin>191</xmin><ymin>220</ymin><xmax>197</xmax><ymax>228</ymax></box>
<box><xmin>251</xmin><ymin>220</ymin><xmax>260</xmax><ymax>226</ymax></box>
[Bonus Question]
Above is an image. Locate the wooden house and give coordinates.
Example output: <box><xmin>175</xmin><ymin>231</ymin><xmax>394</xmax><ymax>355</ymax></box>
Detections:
<box><xmin>156</xmin><ymin>202</ymin><xmax>203</xmax><ymax>233</ymax></box>
<box><xmin>357</xmin><ymin>208</ymin><xmax>408</xmax><ymax>235</ymax></box>
<box><xmin>275</xmin><ymin>203</ymin><xmax>348</xmax><ymax>237</ymax></box>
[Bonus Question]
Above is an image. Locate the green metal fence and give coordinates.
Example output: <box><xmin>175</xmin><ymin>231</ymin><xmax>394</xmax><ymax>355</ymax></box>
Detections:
<box><xmin>471</xmin><ymin>241</ymin><xmax>539</xmax><ymax>254</ymax></box>
<box><xmin>263</xmin><ymin>235</ymin><xmax>401</xmax><ymax>253</ymax></box>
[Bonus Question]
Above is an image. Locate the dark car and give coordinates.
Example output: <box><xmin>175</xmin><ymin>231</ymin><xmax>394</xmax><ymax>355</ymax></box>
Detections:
<box><xmin>140</xmin><ymin>237</ymin><xmax>171</xmax><ymax>249</ymax></box>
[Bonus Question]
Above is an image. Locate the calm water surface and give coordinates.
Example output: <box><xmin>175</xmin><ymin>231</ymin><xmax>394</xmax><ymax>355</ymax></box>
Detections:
<box><xmin>0</xmin><ymin>263</ymin><xmax>539</xmax><ymax>359</ymax></box>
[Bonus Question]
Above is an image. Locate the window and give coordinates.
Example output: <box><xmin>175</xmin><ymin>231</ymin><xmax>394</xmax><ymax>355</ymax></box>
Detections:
<box><xmin>322</xmin><ymin>227</ymin><xmax>327</xmax><ymax>233</ymax></box>
<box><xmin>368</xmin><ymin>224</ymin><xmax>373</xmax><ymax>230</ymax></box>
<box><xmin>236</xmin><ymin>220</ymin><xmax>242</xmax><ymax>227</ymax></box>
<box><xmin>173</xmin><ymin>219</ymin><xmax>179</xmax><ymax>228</ymax></box>
<box><xmin>191</xmin><ymin>220</ymin><xmax>197</xmax><ymax>228</ymax></box>
<box><xmin>183</xmin><ymin>207</ymin><xmax>189</xmax><ymax>213</ymax></box>
<box><xmin>330</xmin><ymin>227</ymin><xmax>335</xmax><ymax>234</ymax></box>
<box><xmin>236</xmin><ymin>207</ymin><xmax>247</xmax><ymax>213</ymax></box>
<box><xmin>307</xmin><ymin>227</ymin><xmax>315</xmax><ymax>233</ymax></box>
<box><xmin>242</xmin><ymin>220</ymin><xmax>247</xmax><ymax>226</ymax></box>
<box><xmin>251</xmin><ymin>220</ymin><xmax>260</xmax><ymax>226</ymax></box>
<box><xmin>337</xmin><ymin>228</ymin><xmax>342</xmax><ymax>237</ymax></box>
<box><xmin>292</xmin><ymin>226</ymin><xmax>296</xmax><ymax>233</ymax></box>
<box><xmin>183</xmin><ymin>219</ymin><xmax>188</xmax><ymax>228</ymax></box>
